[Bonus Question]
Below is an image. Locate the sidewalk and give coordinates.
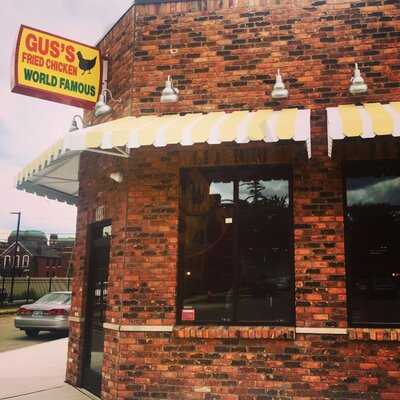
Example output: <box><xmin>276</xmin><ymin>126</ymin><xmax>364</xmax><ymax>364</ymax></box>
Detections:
<box><xmin>0</xmin><ymin>338</ymin><xmax>94</xmax><ymax>400</ymax></box>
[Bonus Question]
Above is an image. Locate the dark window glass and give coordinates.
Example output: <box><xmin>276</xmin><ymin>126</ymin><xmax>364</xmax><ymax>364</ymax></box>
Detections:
<box><xmin>345</xmin><ymin>161</ymin><xmax>400</xmax><ymax>327</ymax></box>
<box><xmin>179</xmin><ymin>166</ymin><xmax>294</xmax><ymax>325</ymax></box>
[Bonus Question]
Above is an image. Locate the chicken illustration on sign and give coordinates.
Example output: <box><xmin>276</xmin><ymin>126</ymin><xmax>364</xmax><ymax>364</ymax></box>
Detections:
<box><xmin>77</xmin><ymin>51</ymin><xmax>97</xmax><ymax>75</ymax></box>
<box><xmin>11</xmin><ymin>25</ymin><xmax>102</xmax><ymax>109</ymax></box>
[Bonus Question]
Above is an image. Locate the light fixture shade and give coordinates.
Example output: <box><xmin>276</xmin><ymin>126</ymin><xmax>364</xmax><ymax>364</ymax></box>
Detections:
<box><xmin>110</xmin><ymin>172</ymin><xmax>123</xmax><ymax>183</ymax></box>
<box><xmin>349</xmin><ymin>63</ymin><xmax>367</xmax><ymax>94</ymax></box>
<box><xmin>271</xmin><ymin>69</ymin><xmax>288</xmax><ymax>99</ymax></box>
<box><xmin>161</xmin><ymin>75</ymin><xmax>179</xmax><ymax>103</ymax></box>
<box><xmin>94</xmin><ymin>96</ymin><xmax>113</xmax><ymax>117</ymax></box>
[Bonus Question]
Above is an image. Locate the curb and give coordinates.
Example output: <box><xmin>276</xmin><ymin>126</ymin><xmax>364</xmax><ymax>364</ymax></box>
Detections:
<box><xmin>0</xmin><ymin>309</ymin><xmax>18</xmax><ymax>316</ymax></box>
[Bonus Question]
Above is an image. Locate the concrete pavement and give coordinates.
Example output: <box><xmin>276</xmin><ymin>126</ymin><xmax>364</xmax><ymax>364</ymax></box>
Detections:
<box><xmin>3</xmin><ymin>385</ymin><xmax>96</xmax><ymax>400</ymax></box>
<box><xmin>0</xmin><ymin>338</ymin><xmax>94</xmax><ymax>400</ymax></box>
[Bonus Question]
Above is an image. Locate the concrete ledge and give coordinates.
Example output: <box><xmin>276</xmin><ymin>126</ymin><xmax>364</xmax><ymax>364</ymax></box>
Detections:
<box><xmin>296</xmin><ymin>327</ymin><xmax>348</xmax><ymax>335</ymax></box>
<box><xmin>103</xmin><ymin>323</ymin><xmax>174</xmax><ymax>332</ymax></box>
<box><xmin>103</xmin><ymin>323</ymin><xmax>120</xmax><ymax>331</ymax></box>
<box><xmin>69</xmin><ymin>316</ymin><xmax>84</xmax><ymax>323</ymax></box>
<box><xmin>121</xmin><ymin>325</ymin><xmax>174</xmax><ymax>332</ymax></box>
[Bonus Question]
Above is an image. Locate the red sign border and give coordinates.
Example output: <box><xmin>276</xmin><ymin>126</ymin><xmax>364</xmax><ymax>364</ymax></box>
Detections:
<box><xmin>11</xmin><ymin>25</ymin><xmax>103</xmax><ymax>110</ymax></box>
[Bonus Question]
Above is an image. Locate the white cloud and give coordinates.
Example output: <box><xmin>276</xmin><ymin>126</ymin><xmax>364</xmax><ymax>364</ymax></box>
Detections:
<box><xmin>347</xmin><ymin>177</ymin><xmax>400</xmax><ymax>206</ymax></box>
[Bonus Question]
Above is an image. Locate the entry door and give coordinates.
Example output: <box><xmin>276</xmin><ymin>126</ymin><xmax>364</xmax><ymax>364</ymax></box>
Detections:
<box><xmin>82</xmin><ymin>222</ymin><xmax>111</xmax><ymax>397</ymax></box>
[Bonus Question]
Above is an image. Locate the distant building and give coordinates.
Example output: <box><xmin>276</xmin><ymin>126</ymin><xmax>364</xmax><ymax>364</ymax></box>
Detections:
<box><xmin>0</xmin><ymin>230</ymin><xmax>74</xmax><ymax>278</ymax></box>
<box><xmin>0</xmin><ymin>241</ymin><xmax>7</xmax><ymax>254</ymax></box>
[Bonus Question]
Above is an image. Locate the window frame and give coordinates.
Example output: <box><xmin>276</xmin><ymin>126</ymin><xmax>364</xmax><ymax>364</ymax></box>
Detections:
<box><xmin>343</xmin><ymin>159</ymin><xmax>400</xmax><ymax>328</ymax></box>
<box><xmin>176</xmin><ymin>164</ymin><xmax>295</xmax><ymax>326</ymax></box>
<box><xmin>22</xmin><ymin>255</ymin><xmax>29</xmax><ymax>267</ymax></box>
<box><xmin>4</xmin><ymin>255</ymin><xmax>11</xmax><ymax>268</ymax></box>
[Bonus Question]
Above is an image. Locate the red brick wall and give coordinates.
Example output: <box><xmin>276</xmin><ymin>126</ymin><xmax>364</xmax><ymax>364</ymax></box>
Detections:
<box><xmin>67</xmin><ymin>0</ymin><xmax>400</xmax><ymax>399</ymax></box>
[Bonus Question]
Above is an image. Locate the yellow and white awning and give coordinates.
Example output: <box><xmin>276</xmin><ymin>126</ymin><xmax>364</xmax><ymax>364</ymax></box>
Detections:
<box><xmin>17</xmin><ymin>108</ymin><xmax>311</xmax><ymax>204</ymax></box>
<box><xmin>16</xmin><ymin>139</ymin><xmax>80</xmax><ymax>205</ymax></box>
<box><xmin>327</xmin><ymin>102</ymin><xmax>400</xmax><ymax>157</ymax></box>
<box><xmin>64</xmin><ymin>108</ymin><xmax>311</xmax><ymax>157</ymax></box>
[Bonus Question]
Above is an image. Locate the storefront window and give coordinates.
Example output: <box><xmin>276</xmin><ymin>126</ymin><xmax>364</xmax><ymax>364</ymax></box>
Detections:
<box><xmin>345</xmin><ymin>161</ymin><xmax>400</xmax><ymax>327</ymax></box>
<box><xmin>178</xmin><ymin>165</ymin><xmax>294</xmax><ymax>325</ymax></box>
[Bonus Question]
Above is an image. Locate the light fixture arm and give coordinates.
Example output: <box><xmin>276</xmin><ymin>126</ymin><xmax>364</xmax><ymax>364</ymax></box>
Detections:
<box><xmin>101</xmin><ymin>88</ymin><xmax>122</xmax><ymax>103</ymax></box>
<box><xmin>69</xmin><ymin>115</ymin><xmax>87</xmax><ymax>132</ymax></box>
<box><xmin>72</xmin><ymin>115</ymin><xmax>85</xmax><ymax>126</ymax></box>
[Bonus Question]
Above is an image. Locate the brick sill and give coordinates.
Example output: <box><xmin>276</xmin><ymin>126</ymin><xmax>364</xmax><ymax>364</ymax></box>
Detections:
<box><xmin>348</xmin><ymin>328</ymin><xmax>400</xmax><ymax>342</ymax></box>
<box><xmin>173</xmin><ymin>326</ymin><xmax>295</xmax><ymax>340</ymax></box>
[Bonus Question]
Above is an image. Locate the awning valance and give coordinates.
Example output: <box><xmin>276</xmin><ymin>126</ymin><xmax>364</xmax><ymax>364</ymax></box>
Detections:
<box><xmin>17</xmin><ymin>108</ymin><xmax>311</xmax><ymax>204</ymax></box>
<box><xmin>327</xmin><ymin>102</ymin><xmax>400</xmax><ymax>157</ymax></box>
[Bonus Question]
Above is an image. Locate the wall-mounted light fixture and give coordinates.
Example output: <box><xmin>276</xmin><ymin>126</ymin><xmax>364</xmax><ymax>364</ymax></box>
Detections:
<box><xmin>161</xmin><ymin>76</ymin><xmax>179</xmax><ymax>103</ymax></box>
<box><xmin>271</xmin><ymin>69</ymin><xmax>288</xmax><ymax>99</ymax></box>
<box><xmin>94</xmin><ymin>88</ymin><xmax>122</xmax><ymax>117</ymax></box>
<box><xmin>349</xmin><ymin>63</ymin><xmax>367</xmax><ymax>94</ymax></box>
<box><xmin>69</xmin><ymin>115</ymin><xmax>86</xmax><ymax>132</ymax></box>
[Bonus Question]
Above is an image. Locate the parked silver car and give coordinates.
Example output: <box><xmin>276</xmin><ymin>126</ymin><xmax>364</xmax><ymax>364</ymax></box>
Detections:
<box><xmin>15</xmin><ymin>291</ymin><xmax>71</xmax><ymax>337</ymax></box>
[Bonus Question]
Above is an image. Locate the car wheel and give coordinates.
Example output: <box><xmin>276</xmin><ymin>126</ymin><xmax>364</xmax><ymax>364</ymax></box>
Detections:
<box><xmin>25</xmin><ymin>329</ymin><xmax>39</xmax><ymax>338</ymax></box>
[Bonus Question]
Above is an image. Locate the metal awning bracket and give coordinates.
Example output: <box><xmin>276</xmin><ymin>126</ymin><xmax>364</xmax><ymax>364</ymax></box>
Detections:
<box><xmin>85</xmin><ymin>148</ymin><xmax>130</xmax><ymax>158</ymax></box>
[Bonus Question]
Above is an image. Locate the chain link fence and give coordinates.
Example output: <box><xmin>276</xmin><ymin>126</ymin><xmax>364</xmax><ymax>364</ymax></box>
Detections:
<box><xmin>0</xmin><ymin>277</ymin><xmax>72</xmax><ymax>306</ymax></box>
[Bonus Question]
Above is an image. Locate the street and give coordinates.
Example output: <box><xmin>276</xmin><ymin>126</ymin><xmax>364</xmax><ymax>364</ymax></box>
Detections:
<box><xmin>0</xmin><ymin>315</ymin><xmax>66</xmax><ymax>352</ymax></box>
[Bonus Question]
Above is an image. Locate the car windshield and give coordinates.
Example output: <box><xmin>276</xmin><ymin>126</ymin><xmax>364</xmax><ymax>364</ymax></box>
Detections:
<box><xmin>35</xmin><ymin>293</ymin><xmax>71</xmax><ymax>305</ymax></box>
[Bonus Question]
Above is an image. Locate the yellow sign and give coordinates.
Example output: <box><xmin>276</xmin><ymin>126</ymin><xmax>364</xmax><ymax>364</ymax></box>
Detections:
<box><xmin>12</xmin><ymin>25</ymin><xmax>102</xmax><ymax>109</ymax></box>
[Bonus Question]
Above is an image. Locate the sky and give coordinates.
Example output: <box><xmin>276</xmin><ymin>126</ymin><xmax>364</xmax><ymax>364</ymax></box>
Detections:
<box><xmin>0</xmin><ymin>0</ymin><xmax>133</xmax><ymax>241</ymax></box>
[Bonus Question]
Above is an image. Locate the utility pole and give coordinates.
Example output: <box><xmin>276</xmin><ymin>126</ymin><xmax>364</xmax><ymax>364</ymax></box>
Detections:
<box><xmin>9</xmin><ymin>212</ymin><xmax>21</xmax><ymax>303</ymax></box>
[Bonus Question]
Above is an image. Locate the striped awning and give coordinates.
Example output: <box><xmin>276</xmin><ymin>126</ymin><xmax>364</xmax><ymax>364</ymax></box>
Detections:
<box><xmin>64</xmin><ymin>108</ymin><xmax>311</xmax><ymax>157</ymax></box>
<box><xmin>17</xmin><ymin>108</ymin><xmax>311</xmax><ymax>204</ymax></box>
<box><xmin>327</xmin><ymin>102</ymin><xmax>400</xmax><ymax>157</ymax></box>
<box><xmin>16</xmin><ymin>139</ymin><xmax>80</xmax><ymax>205</ymax></box>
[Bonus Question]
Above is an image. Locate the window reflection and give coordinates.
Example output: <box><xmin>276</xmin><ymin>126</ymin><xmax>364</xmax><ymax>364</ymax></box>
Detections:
<box><xmin>239</xmin><ymin>179</ymin><xmax>289</xmax><ymax>206</ymax></box>
<box><xmin>180</xmin><ymin>166</ymin><xmax>294</xmax><ymax>325</ymax></box>
<box><xmin>345</xmin><ymin>163</ymin><xmax>400</xmax><ymax>326</ymax></box>
<box><xmin>181</xmin><ymin>176</ymin><xmax>234</xmax><ymax>323</ymax></box>
<box><xmin>347</xmin><ymin>176</ymin><xmax>400</xmax><ymax>206</ymax></box>
<box><xmin>210</xmin><ymin>182</ymin><xmax>234</xmax><ymax>204</ymax></box>
<box><xmin>237</xmin><ymin>179</ymin><xmax>291</xmax><ymax>323</ymax></box>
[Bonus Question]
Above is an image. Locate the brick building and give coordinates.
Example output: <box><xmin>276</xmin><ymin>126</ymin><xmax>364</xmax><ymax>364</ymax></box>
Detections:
<box><xmin>0</xmin><ymin>230</ymin><xmax>74</xmax><ymax>278</ymax></box>
<box><xmin>16</xmin><ymin>0</ymin><xmax>400</xmax><ymax>399</ymax></box>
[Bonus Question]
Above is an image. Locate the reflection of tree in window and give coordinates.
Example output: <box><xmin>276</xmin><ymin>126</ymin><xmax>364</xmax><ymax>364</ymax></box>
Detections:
<box><xmin>239</xmin><ymin>180</ymin><xmax>288</xmax><ymax>207</ymax></box>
